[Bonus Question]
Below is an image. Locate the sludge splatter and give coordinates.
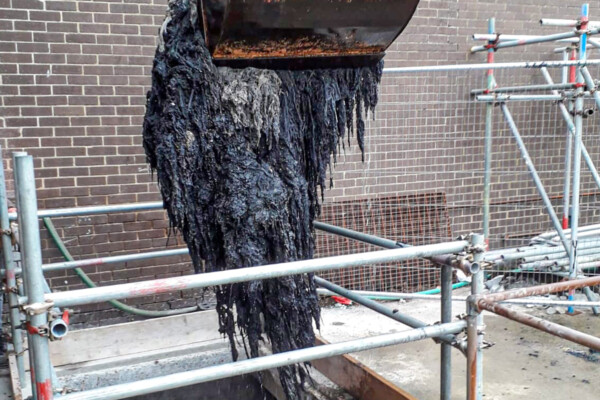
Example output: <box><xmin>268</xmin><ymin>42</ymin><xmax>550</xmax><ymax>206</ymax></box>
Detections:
<box><xmin>142</xmin><ymin>1</ymin><xmax>382</xmax><ymax>398</ymax></box>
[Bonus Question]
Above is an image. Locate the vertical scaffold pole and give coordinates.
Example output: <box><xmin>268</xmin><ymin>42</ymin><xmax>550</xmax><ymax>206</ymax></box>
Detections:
<box><xmin>562</xmin><ymin>48</ymin><xmax>576</xmax><ymax>231</ymax></box>
<box><xmin>467</xmin><ymin>234</ymin><xmax>485</xmax><ymax>400</ymax></box>
<box><xmin>12</xmin><ymin>151</ymin><xmax>36</xmax><ymax>400</ymax></box>
<box><xmin>0</xmin><ymin>148</ymin><xmax>26</xmax><ymax>388</ymax></box>
<box><xmin>440</xmin><ymin>264</ymin><xmax>453</xmax><ymax>400</ymax></box>
<box><xmin>483</xmin><ymin>18</ymin><xmax>495</xmax><ymax>250</ymax></box>
<box><xmin>569</xmin><ymin>3</ymin><xmax>589</xmax><ymax>314</ymax></box>
<box><xmin>15</xmin><ymin>155</ymin><xmax>54</xmax><ymax>400</ymax></box>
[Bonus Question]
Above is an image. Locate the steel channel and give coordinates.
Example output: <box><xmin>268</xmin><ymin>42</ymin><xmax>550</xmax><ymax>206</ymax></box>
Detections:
<box><xmin>0</xmin><ymin>148</ymin><xmax>26</xmax><ymax>388</ymax></box>
<box><xmin>43</xmin><ymin>241</ymin><xmax>468</xmax><ymax>308</ymax></box>
<box><xmin>477</xmin><ymin>300</ymin><xmax>600</xmax><ymax>350</ymax></box>
<box><xmin>16</xmin><ymin>156</ymin><xmax>54</xmax><ymax>400</ymax></box>
<box><xmin>313</xmin><ymin>277</ymin><xmax>461</xmax><ymax>351</ymax></box>
<box><xmin>57</xmin><ymin>321</ymin><xmax>467</xmax><ymax>400</ymax></box>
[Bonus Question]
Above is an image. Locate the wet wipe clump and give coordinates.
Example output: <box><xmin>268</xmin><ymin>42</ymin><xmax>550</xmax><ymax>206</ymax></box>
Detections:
<box><xmin>142</xmin><ymin>0</ymin><xmax>382</xmax><ymax>398</ymax></box>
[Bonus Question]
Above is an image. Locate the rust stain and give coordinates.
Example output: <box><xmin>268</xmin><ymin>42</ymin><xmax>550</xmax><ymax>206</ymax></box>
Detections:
<box><xmin>130</xmin><ymin>278</ymin><xmax>188</xmax><ymax>297</ymax></box>
<box><xmin>213</xmin><ymin>37</ymin><xmax>383</xmax><ymax>59</ymax></box>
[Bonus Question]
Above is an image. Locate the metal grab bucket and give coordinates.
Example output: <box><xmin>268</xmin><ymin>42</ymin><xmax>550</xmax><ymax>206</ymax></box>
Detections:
<box><xmin>199</xmin><ymin>0</ymin><xmax>420</xmax><ymax>68</ymax></box>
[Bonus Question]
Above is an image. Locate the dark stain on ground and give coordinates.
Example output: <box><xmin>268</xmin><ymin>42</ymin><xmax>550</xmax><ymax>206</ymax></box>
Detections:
<box><xmin>142</xmin><ymin>1</ymin><xmax>383</xmax><ymax>399</ymax></box>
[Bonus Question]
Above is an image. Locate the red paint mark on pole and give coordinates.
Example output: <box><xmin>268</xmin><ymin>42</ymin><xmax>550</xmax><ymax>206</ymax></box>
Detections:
<box><xmin>37</xmin><ymin>379</ymin><xmax>53</xmax><ymax>400</ymax></box>
<box><xmin>569</xmin><ymin>49</ymin><xmax>577</xmax><ymax>83</ymax></box>
<box><xmin>129</xmin><ymin>277</ymin><xmax>188</xmax><ymax>297</ymax></box>
<box><xmin>562</xmin><ymin>215</ymin><xmax>569</xmax><ymax>230</ymax></box>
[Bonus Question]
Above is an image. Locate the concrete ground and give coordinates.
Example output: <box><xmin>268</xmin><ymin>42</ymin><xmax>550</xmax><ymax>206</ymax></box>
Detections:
<box><xmin>319</xmin><ymin>288</ymin><xmax>600</xmax><ymax>400</ymax></box>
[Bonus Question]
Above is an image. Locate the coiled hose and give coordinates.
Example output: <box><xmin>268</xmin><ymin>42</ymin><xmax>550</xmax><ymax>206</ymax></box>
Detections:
<box><xmin>43</xmin><ymin>217</ymin><xmax>200</xmax><ymax>318</ymax></box>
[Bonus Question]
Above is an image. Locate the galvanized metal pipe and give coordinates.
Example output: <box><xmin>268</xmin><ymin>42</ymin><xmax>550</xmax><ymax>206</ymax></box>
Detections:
<box><xmin>317</xmin><ymin>289</ymin><xmax>600</xmax><ymax>307</ymax></box>
<box><xmin>580</xmin><ymin>66</ymin><xmax>600</xmax><ymax>110</ymax></box>
<box><xmin>483</xmin><ymin>17</ymin><xmax>495</xmax><ymax>252</ymax></box>
<box><xmin>500</xmin><ymin>104</ymin><xmax>572</xmax><ymax>256</ymax></box>
<box><xmin>520</xmin><ymin>247</ymin><xmax>600</xmax><ymax>263</ymax></box>
<box><xmin>440</xmin><ymin>265</ymin><xmax>453</xmax><ymax>399</ymax></box>
<box><xmin>479</xmin><ymin>275</ymin><xmax>600</xmax><ymax>303</ymax></box>
<box><xmin>467</xmin><ymin>234</ymin><xmax>485</xmax><ymax>400</ymax></box>
<box><xmin>57</xmin><ymin>321</ymin><xmax>467</xmax><ymax>400</ymax></box>
<box><xmin>540</xmin><ymin>18</ymin><xmax>600</xmax><ymax>28</ymax></box>
<box><xmin>472</xmin><ymin>33</ymin><xmax>580</xmax><ymax>43</ymax></box>
<box><xmin>521</xmin><ymin>253</ymin><xmax>600</xmax><ymax>270</ymax></box>
<box><xmin>43</xmin><ymin>241</ymin><xmax>469</xmax><ymax>308</ymax></box>
<box><xmin>536</xmin><ymin>223</ymin><xmax>600</xmax><ymax>240</ymax></box>
<box><xmin>16</xmin><ymin>155</ymin><xmax>54</xmax><ymax>400</ymax></box>
<box><xmin>12</xmin><ymin>152</ymin><xmax>36</xmax><ymax>400</ymax></box>
<box><xmin>541</xmin><ymin>64</ymin><xmax>574</xmax><ymax>231</ymax></box>
<box><xmin>471</xmin><ymin>82</ymin><xmax>577</xmax><ymax>95</ymax></box>
<box><xmin>7</xmin><ymin>201</ymin><xmax>164</xmax><ymax>221</ymax></box>
<box><xmin>569</xmin><ymin>5</ymin><xmax>596</xmax><ymax>314</ymax></box>
<box><xmin>381</xmin><ymin>59</ymin><xmax>600</xmax><ymax>74</ymax></box>
<box><xmin>313</xmin><ymin>277</ymin><xmax>461</xmax><ymax>350</ymax></box>
<box><xmin>477</xmin><ymin>300</ymin><xmax>600</xmax><ymax>350</ymax></box>
<box><xmin>42</xmin><ymin>248</ymin><xmax>189</xmax><ymax>272</ymax></box>
<box><xmin>477</xmin><ymin>94</ymin><xmax>566</xmax><ymax>102</ymax></box>
<box><xmin>0</xmin><ymin>147</ymin><xmax>26</xmax><ymax>388</ymax></box>
<box><xmin>470</xmin><ymin>28</ymin><xmax>600</xmax><ymax>53</ymax></box>
<box><xmin>313</xmin><ymin>221</ymin><xmax>469</xmax><ymax>274</ymax></box>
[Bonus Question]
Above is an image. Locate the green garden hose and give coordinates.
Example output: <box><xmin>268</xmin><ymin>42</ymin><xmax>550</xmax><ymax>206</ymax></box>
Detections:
<box><xmin>43</xmin><ymin>217</ymin><xmax>200</xmax><ymax>318</ymax></box>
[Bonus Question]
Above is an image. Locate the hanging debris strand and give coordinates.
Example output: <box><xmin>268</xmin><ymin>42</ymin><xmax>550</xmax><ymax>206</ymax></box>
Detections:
<box><xmin>142</xmin><ymin>1</ymin><xmax>382</xmax><ymax>398</ymax></box>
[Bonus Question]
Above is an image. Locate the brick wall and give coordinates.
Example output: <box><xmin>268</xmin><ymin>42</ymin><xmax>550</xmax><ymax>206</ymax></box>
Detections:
<box><xmin>2</xmin><ymin>0</ymin><xmax>600</xmax><ymax>327</ymax></box>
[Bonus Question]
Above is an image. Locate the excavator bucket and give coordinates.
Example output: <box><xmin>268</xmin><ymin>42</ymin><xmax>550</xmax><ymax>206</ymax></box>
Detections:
<box><xmin>199</xmin><ymin>0</ymin><xmax>420</xmax><ymax>69</ymax></box>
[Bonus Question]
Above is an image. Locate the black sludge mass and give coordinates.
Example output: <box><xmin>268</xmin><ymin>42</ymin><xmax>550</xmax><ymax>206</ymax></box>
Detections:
<box><xmin>142</xmin><ymin>1</ymin><xmax>382</xmax><ymax>398</ymax></box>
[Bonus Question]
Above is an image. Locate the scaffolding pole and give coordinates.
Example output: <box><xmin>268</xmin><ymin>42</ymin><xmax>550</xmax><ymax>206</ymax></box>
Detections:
<box><xmin>56</xmin><ymin>321</ymin><xmax>467</xmax><ymax>400</ymax></box>
<box><xmin>483</xmin><ymin>18</ymin><xmax>495</xmax><ymax>251</ymax></box>
<box><xmin>0</xmin><ymin>147</ymin><xmax>26</xmax><ymax>390</ymax></box>
<box><xmin>15</xmin><ymin>156</ymin><xmax>54</xmax><ymax>400</ymax></box>
<box><xmin>38</xmin><ymin>241</ymin><xmax>469</xmax><ymax>309</ymax></box>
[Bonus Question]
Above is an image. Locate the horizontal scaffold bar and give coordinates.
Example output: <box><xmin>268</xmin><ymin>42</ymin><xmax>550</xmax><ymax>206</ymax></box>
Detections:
<box><xmin>42</xmin><ymin>241</ymin><xmax>469</xmax><ymax>308</ymax></box>
<box><xmin>55</xmin><ymin>321</ymin><xmax>467</xmax><ymax>400</ymax></box>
